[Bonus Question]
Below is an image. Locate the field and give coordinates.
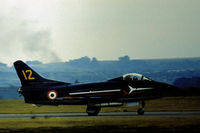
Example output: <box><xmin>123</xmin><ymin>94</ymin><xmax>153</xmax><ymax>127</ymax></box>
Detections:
<box><xmin>0</xmin><ymin>96</ymin><xmax>199</xmax><ymax>133</ymax></box>
<box><xmin>0</xmin><ymin>96</ymin><xmax>199</xmax><ymax>113</ymax></box>
<box><xmin>0</xmin><ymin>117</ymin><xmax>200</xmax><ymax>133</ymax></box>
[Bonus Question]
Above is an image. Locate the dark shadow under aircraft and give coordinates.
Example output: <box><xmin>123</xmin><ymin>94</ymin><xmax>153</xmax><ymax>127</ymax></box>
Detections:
<box><xmin>14</xmin><ymin>60</ymin><xmax>177</xmax><ymax>116</ymax></box>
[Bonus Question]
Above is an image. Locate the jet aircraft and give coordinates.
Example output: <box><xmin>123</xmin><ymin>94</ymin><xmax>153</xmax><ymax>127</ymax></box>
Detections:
<box><xmin>14</xmin><ymin>60</ymin><xmax>176</xmax><ymax>116</ymax></box>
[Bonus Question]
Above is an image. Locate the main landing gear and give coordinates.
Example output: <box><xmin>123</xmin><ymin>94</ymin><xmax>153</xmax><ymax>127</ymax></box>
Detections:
<box><xmin>86</xmin><ymin>106</ymin><xmax>101</xmax><ymax>116</ymax></box>
<box><xmin>137</xmin><ymin>101</ymin><xmax>145</xmax><ymax>115</ymax></box>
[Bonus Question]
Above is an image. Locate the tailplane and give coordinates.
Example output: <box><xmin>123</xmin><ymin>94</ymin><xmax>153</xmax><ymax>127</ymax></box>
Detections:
<box><xmin>14</xmin><ymin>60</ymin><xmax>61</xmax><ymax>86</ymax></box>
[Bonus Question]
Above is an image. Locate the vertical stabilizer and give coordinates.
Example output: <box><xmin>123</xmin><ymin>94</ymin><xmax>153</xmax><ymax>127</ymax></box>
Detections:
<box><xmin>14</xmin><ymin>60</ymin><xmax>48</xmax><ymax>86</ymax></box>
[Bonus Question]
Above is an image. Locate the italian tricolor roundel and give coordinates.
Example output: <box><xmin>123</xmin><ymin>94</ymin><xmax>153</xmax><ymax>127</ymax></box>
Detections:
<box><xmin>47</xmin><ymin>90</ymin><xmax>58</xmax><ymax>100</ymax></box>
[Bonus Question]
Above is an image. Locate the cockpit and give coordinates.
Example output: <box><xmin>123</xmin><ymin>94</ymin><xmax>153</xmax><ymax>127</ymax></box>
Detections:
<box><xmin>122</xmin><ymin>73</ymin><xmax>151</xmax><ymax>81</ymax></box>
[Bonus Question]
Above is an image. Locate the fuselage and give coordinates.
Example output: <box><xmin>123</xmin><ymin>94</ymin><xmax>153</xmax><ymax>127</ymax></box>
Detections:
<box><xmin>19</xmin><ymin>79</ymin><xmax>163</xmax><ymax>106</ymax></box>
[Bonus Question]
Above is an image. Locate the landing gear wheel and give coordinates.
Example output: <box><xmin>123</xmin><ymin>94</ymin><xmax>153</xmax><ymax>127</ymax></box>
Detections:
<box><xmin>137</xmin><ymin>101</ymin><xmax>145</xmax><ymax>115</ymax></box>
<box><xmin>86</xmin><ymin>106</ymin><xmax>101</xmax><ymax>116</ymax></box>
<box><xmin>137</xmin><ymin>108</ymin><xmax>144</xmax><ymax>115</ymax></box>
<box><xmin>88</xmin><ymin>111</ymin><xmax>99</xmax><ymax>116</ymax></box>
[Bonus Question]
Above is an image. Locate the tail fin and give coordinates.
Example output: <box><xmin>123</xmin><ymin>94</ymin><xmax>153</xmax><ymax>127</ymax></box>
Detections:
<box><xmin>14</xmin><ymin>60</ymin><xmax>50</xmax><ymax>86</ymax></box>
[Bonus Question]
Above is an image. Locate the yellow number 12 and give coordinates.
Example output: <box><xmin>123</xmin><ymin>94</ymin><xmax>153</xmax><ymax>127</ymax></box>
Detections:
<box><xmin>22</xmin><ymin>70</ymin><xmax>35</xmax><ymax>80</ymax></box>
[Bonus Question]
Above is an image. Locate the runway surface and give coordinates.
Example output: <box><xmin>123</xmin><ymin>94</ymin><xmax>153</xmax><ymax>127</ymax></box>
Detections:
<box><xmin>0</xmin><ymin>111</ymin><xmax>199</xmax><ymax>119</ymax></box>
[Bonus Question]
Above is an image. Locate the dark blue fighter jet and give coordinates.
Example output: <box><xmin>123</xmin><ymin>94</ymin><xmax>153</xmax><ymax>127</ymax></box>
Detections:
<box><xmin>14</xmin><ymin>60</ymin><xmax>176</xmax><ymax>116</ymax></box>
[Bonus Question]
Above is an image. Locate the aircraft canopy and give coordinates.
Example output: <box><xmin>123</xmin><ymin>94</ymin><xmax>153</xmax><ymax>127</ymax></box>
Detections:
<box><xmin>122</xmin><ymin>73</ymin><xmax>151</xmax><ymax>81</ymax></box>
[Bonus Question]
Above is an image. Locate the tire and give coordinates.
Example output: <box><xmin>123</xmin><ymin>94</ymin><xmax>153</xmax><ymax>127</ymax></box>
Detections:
<box><xmin>137</xmin><ymin>108</ymin><xmax>144</xmax><ymax>115</ymax></box>
<box><xmin>88</xmin><ymin>112</ymin><xmax>99</xmax><ymax>116</ymax></box>
<box><xmin>86</xmin><ymin>106</ymin><xmax>101</xmax><ymax>116</ymax></box>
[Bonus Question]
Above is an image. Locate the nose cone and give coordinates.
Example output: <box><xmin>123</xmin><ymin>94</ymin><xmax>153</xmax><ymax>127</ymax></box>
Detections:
<box><xmin>155</xmin><ymin>81</ymin><xmax>181</xmax><ymax>97</ymax></box>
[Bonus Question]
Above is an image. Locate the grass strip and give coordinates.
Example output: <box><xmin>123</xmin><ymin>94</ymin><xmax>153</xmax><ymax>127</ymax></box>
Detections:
<box><xmin>0</xmin><ymin>96</ymin><xmax>199</xmax><ymax>113</ymax></box>
<box><xmin>0</xmin><ymin>116</ymin><xmax>199</xmax><ymax>133</ymax></box>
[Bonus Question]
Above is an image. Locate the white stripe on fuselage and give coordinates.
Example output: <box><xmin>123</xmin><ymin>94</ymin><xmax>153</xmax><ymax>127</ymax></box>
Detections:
<box><xmin>69</xmin><ymin>89</ymin><xmax>121</xmax><ymax>96</ymax></box>
<box><xmin>128</xmin><ymin>85</ymin><xmax>153</xmax><ymax>94</ymax></box>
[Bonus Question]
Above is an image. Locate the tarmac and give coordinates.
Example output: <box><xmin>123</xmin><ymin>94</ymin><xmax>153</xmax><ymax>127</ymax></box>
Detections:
<box><xmin>0</xmin><ymin>111</ymin><xmax>199</xmax><ymax>119</ymax></box>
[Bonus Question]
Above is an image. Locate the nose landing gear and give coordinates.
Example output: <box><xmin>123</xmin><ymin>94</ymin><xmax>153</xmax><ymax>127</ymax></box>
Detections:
<box><xmin>86</xmin><ymin>106</ymin><xmax>101</xmax><ymax>116</ymax></box>
<box><xmin>137</xmin><ymin>101</ymin><xmax>145</xmax><ymax>115</ymax></box>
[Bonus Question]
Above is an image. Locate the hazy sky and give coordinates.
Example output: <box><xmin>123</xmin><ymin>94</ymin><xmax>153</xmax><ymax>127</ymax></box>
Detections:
<box><xmin>0</xmin><ymin>0</ymin><xmax>200</xmax><ymax>65</ymax></box>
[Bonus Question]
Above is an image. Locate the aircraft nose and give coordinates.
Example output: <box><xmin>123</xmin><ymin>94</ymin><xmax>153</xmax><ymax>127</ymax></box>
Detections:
<box><xmin>156</xmin><ymin>82</ymin><xmax>180</xmax><ymax>96</ymax></box>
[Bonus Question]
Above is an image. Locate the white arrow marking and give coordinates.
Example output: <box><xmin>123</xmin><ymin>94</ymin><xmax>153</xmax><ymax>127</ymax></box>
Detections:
<box><xmin>69</xmin><ymin>89</ymin><xmax>121</xmax><ymax>96</ymax></box>
<box><xmin>128</xmin><ymin>85</ymin><xmax>153</xmax><ymax>94</ymax></box>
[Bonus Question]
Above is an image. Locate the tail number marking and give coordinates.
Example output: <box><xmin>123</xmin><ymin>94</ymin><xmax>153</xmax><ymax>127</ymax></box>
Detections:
<box><xmin>22</xmin><ymin>70</ymin><xmax>35</xmax><ymax>80</ymax></box>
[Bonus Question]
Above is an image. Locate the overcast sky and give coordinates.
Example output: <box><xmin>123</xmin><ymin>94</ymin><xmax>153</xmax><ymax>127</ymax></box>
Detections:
<box><xmin>0</xmin><ymin>0</ymin><xmax>200</xmax><ymax>65</ymax></box>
